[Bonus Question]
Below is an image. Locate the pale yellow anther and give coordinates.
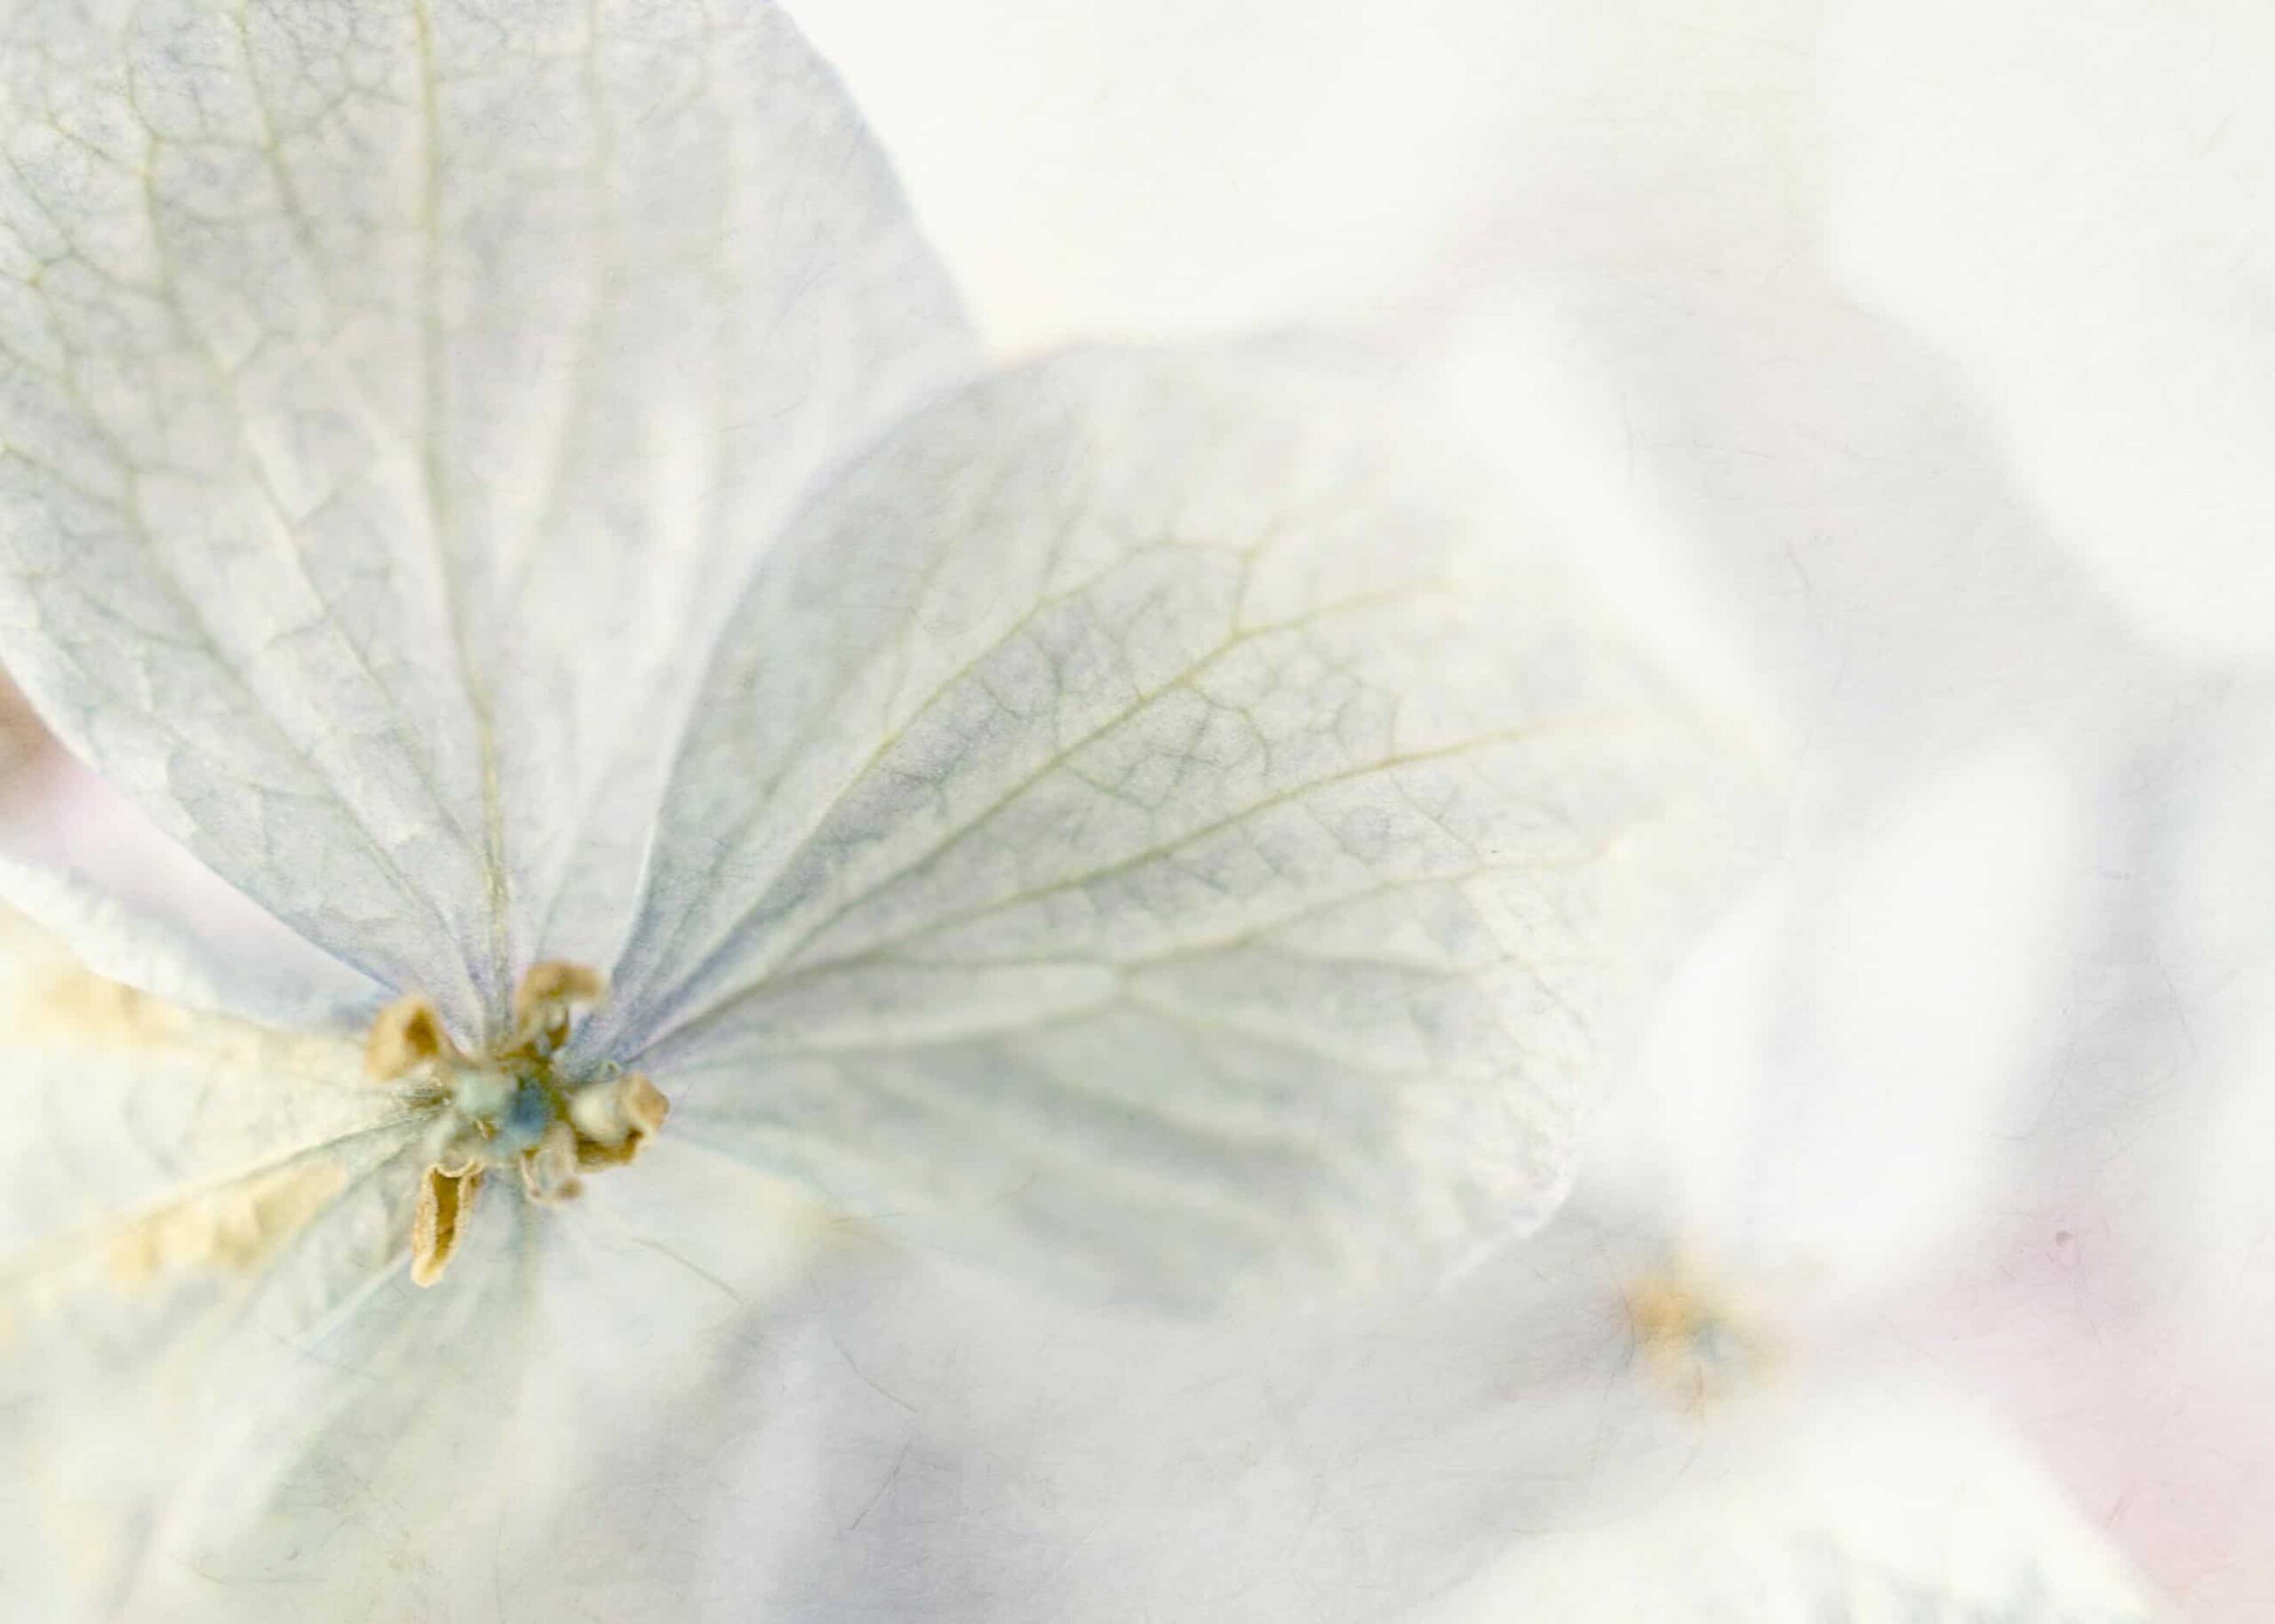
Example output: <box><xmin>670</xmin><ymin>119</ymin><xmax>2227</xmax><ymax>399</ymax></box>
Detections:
<box><xmin>366</xmin><ymin>994</ymin><xmax>459</xmax><ymax>1083</ymax></box>
<box><xmin>411</xmin><ymin>1165</ymin><xmax>483</xmax><ymax>1288</ymax></box>
<box><xmin>519</xmin><ymin>1120</ymin><xmax>584</xmax><ymax>1204</ymax></box>
<box><xmin>622</xmin><ymin>1072</ymin><xmax>669</xmax><ymax>1136</ymax></box>
<box><xmin>568</xmin><ymin>1071</ymin><xmax>670</xmax><ymax>1169</ymax></box>
<box><xmin>566</xmin><ymin>1070</ymin><xmax>667</xmax><ymax>1145</ymax></box>
<box><xmin>512</xmin><ymin>960</ymin><xmax>608</xmax><ymax>1050</ymax></box>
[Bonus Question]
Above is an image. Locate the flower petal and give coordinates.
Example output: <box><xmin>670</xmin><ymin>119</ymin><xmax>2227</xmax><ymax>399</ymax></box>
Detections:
<box><xmin>533</xmin><ymin>1191</ymin><xmax>2161</xmax><ymax>1624</ymax></box>
<box><xmin>1416</xmin><ymin>1381</ymin><xmax>2171</xmax><ymax>1624</ymax></box>
<box><xmin>69</xmin><ymin>1142</ymin><xmax>839</xmax><ymax>1623</ymax></box>
<box><xmin>0</xmin><ymin>0</ymin><xmax>976</xmax><ymax>1038</ymax></box>
<box><xmin>588</xmin><ymin>347</ymin><xmax>1765</xmax><ymax>1296</ymax></box>
<box><xmin>0</xmin><ymin>908</ymin><xmax>426</xmax><ymax>1613</ymax></box>
<box><xmin>1824</xmin><ymin>0</ymin><xmax>2275</xmax><ymax>667</ymax></box>
<box><xmin>0</xmin><ymin>767</ymin><xmax>382</xmax><ymax>1030</ymax></box>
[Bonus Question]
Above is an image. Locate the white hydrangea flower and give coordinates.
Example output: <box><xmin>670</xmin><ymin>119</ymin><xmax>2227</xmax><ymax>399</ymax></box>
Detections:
<box><xmin>0</xmin><ymin>2</ymin><xmax>1754</xmax><ymax>1614</ymax></box>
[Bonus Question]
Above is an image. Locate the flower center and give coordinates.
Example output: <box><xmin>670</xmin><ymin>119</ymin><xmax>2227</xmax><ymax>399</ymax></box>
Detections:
<box><xmin>364</xmin><ymin>961</ymin><xmax>669</xmax><ymax>1286</ymax></box>
<box><xmin>1623</xmin><ymin>1262</ymin><xmax>1776</xmax><ymax>1413</ymax></box>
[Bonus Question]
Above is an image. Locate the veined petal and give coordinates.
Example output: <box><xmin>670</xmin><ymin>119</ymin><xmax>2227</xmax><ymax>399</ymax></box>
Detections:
<box><xmin>0</xmin><ymin>746</ymin><xmax>383</xmax><ymax>1028</ymax></box>
<box><xmin>589</xmin><ymin>347</ymin><xmax>1767</xmax><ymax>1296</ymax></box>
<box><xmin>84</xmin><ymin>1141</ymin><xmax>840</xmax><ymax>1624</ymax></box>
<box><xmin>0</xmin><ymin>0</ymin><xmax>976</xmax><ymax>1039</ymax></box>
<box><xmin>0</xmin><ymin>908</ymin><xmax>427</xmax><ymax>1616</ymax></box>
<box><xmin>0</xmin><ymin>899</ymin><xmax>839</xmax><ymax>1621</ymax></box>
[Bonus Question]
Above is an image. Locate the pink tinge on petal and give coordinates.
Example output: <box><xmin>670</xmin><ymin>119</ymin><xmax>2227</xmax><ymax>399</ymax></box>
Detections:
<box><xmin>1896</xmin><ymin>1192</ymin><xmax>2275</xmax><ymax>1623</ymax></box>
<box><xmin>0</xmin><ymin>668</ymin><xmax>379</xmax><ymax>1027</ymax></box>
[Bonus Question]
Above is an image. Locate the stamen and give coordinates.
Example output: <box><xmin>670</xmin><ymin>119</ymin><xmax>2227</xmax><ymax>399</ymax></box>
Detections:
<box><xmin>567</xmin><ymin>1071</ymin><xmax>671</xmax><ymax>1167</ymax></box>
<box><xmin>365</xmin><ymin>994</ymin><xmax>459</xmax><ymax>1083</ymax></box>
<box><xmin>411</xmin><ymin>1165</ymin><xmax>483</xmax><ymax>1288</ymax></box>
<box><xmin>519</xmin><ymin>1121</ymin><xmax>584</xmax><ymax>1204</ymax></box>
<box><xmin>368</xmin><ymin>962</ymin><xmax>669</xmax><ymax>1286</ymax></box>
<box><xmin>512</xmin><ymin>960</ymin><xmax>609</xmax><ymax>1052</ymax></box>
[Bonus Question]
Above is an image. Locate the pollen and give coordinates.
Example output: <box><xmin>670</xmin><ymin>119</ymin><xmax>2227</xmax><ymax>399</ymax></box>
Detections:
<box><xmin>371</xmin><ymin>962</ymin><xmax>669</xmax><ymax>1287</ymax></box>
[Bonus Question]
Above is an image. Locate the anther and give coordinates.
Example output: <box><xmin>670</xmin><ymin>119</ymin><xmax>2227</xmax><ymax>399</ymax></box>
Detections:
<box><xmin>519</xmin><ymin>1120</ymin><xmax>584</xmax><ymax>1204</ymax></box>
<box><xmin>411</xmin><ymin>1164</ymin><xmax>483</xmax><ymax>1287</ymax></box>
<box><xmin>365</xmin><ymin>995</ymin><xmax>459</xmax><ymax>1083</ymax></box>
<box><xmin>512</xmin><ymin>960</ymin><xmax>608</xmax><ymax>1054</ymax></box>
<box><xmin>568</xmin><ymin>1071</ymin><xmax>670</xmax><ymax>1167</ymax></box>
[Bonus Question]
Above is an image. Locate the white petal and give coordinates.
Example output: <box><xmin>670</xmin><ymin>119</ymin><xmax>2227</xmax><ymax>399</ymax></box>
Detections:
<box><xmin>1824</xmin><ymin>0</ymin><xmax>2275</xmax><ymax>666</ymax></box>
<box><xmin>1620</xmin><ymin>739</ymin><xmax>2087</xmax><ymax>1311</ymax></box>
<box><xmin>1417</xmin><ymin>1382</ymin><xmax>2170</xmax><ymax>1624</ymax></box>
<box><xmin>0</xmin><ymin>909</ymin><xmax>426</xmax><ymax>1615</ymax></box>
<box><xmin>570</xmin><ymin>1194</ymin><xmax>2159</xmax><ymax>1624</ymax></box>
<box><xmin>94</xmin><ymin>1145</ymin><xmax>840</xmax><ymax>1624</ymax></box>
<box><xmin>0</xmin><ymin>0</ymin><xmax>975</xmax><ymax>1038</ymax></box>
<box><xmin>582</xmin><ymin>347</ymin><xmax>1765</xmax><ymax>1297</ymax></box>
<box><xmin>1907</xmin><ymin>689</ymin><xmax>2275</xmax><ymax>1622</ymax></box>
<box><xmin>0</xmin><ymin>899</ymin><xmax>845</xmax><ymax>1622</ymax></box>
<box><xmin>0</xmin><ymin>746</ymin><xmax>381</xmax><ymax>1026</ymax></box>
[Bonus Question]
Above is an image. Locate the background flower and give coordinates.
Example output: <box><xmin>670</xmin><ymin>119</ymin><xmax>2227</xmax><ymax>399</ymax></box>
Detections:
<box><xmin>781</xmin><ymin>0</ymin><xmax>2274</xmax><ymax>1616</ymax></box>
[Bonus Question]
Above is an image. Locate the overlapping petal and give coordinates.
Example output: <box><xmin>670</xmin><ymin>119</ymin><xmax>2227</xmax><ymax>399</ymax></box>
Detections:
<box><xmin>573</xmin><ymin>347</ymin><xmax>1764</xmax><ymax>1296</ymax></box>
<box><xmin>0</xmin><ymin>0</ymin><xmax>976</xmax><ymax>1038</ymax></box>
<box><xmin>0</xmin><ymin>910</ymin><xmax>423</xmax><ymax>1617</ymax></box>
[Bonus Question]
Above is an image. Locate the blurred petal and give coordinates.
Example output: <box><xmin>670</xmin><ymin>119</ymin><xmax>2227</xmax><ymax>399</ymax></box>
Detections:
<box><xmin>1824</xmin><ymin>0</ymin><xmax>2275</xmax><ymax>665</ymax></box>
<box><xmin>1417</xmin><ymin>1382</ymin><xmax>2169</xmax><ymax>1624</ymax></box>
<box><xmin>0</xmin><ymin>0</ymin><xmax>975</xmax><ymax>1036</ymax></box>
<box><xmin>1907</xmin><ymin>687</ymin><xmax>2275</xmax><ymax>1622</ymax></box>
<box><xmin>579</xmin><ymin>346</ymin><xmax>1764</xmax><ymax>1299</ymax></box>
<box><xmin>1669</xmin><ymin>741</ymin><xmax>2086</xmax><ymax>1310</ymax></box>
<box><xmin>595</xmin><ymin>1188</ymin><xmax>2161</xmax><ymax>1623</ymax></box>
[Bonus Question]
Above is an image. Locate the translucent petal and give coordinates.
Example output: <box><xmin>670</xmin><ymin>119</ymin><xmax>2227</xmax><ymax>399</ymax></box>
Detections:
<box><xmin>1824</xmin><ymin>0</ymin><xmax>2275</xmax><ymax>666</ymax></box>
<box><xmin>79</xmin><ymin>1144</ymin><xmax>840</xmax><ymax>1624</ymax></box>
<box><xmin>528</xmin><ymin>1194</ymin><xmax>2160</xmax><ymax>1624</ymax></box>
<box><xmin>0</xmin><ymin>0</ymin><xmax>976</xmax><ymax>1039</ymax></box>
<box><xmin>1416</xmin><ymin>1381</ymin><xmax>2173</xmax><ymax>1624</ymax></box>
<box><xmin>586</xmin><ymin>347</ymin><xmax>1766</xmax><ymax>1297</ymax></box>
<box><xmin>1604</xmin><ymin>739</ymin><xmax>2088</xmax><ymax>1313</ymax></box>
<box><xmin>0</xmin><ymin>751</ymin><xmax>382</xmax><ymax>1027</ymax></box>
<box><xmin>0</xmin><ymin>909</ymin><xmax>426</xmax><ymax>1616</ymax></box>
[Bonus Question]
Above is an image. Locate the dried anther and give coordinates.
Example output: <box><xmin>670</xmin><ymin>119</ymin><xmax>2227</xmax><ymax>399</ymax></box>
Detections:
<box><xmin>512</xmin><ymin>959</ymin><xmax>609</xmax><ymax>1053</ymax></box>
<box><xmin>519</xmin><ymin>1121</ymin><xmax>584</xmax><ymax>1205</ymax></box>
<box><xmin>379</xmin><ymin>963</ymin><xmax>668</xmax><ymax>1287</ymax></box>
<box><xmin>411</xmin><ymin>1165</ymin><xmax>482</xmax><ymax>1288</ymax></box>
<box><xmin>568</xmin><ymin>1071</ymin><xmax>670</xmax><ymax>1169</ymax></box>
<box><xmin>364</xmin><ymin>994</ymin><xmax>460</xmax><ymax>1083</ymax></box>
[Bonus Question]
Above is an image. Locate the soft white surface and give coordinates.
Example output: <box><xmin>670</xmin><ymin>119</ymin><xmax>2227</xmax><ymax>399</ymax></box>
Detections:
<box><xmin>1</xmin><ymin>0</ymin><xmax>2264</xmax><ymax>1617</ymax></box>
